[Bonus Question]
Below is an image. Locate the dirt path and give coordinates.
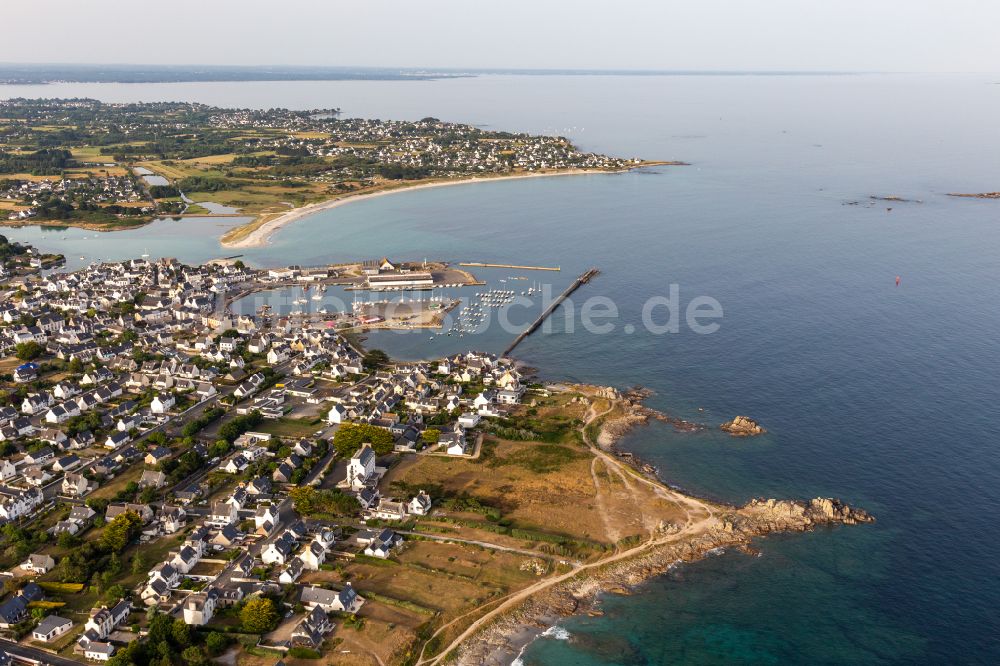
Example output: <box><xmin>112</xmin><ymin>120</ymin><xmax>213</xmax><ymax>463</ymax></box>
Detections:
<box><xmin>417</xmin><ymin>395</ymin><xmax>718</xmax><ymax>666</ymax></box>
<box><xmin>589</xmin><ymin>456</ymin><xmax>622</xmax><ymax>544</ymax></box>
<box><xmin>393</xmin><ymin>529</ymin><xmax>551</xmax><ymax>559</ymax></box>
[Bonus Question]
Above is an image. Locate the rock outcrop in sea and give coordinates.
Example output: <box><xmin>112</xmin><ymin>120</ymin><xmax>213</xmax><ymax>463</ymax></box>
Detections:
<box><xmin>720</xmin><ymin>415</ymin><xmax>766</xmax><ymax>436</ymax></box>
<box><xmin>947</xmin><ymin>191</ymin><xmax>1000</xmax><ymax>199</ymax></box>
<box><xmin>730</xmin><ymin>497</ymin><xmax>875</xmax><ymax>532</ymax></box>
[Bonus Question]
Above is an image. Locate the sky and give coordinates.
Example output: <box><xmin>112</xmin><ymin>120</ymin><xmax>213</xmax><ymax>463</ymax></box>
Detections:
<box><xmin>2</xmin><ymin>0</ymin><xmax>999</xmax><ymax>73</ymax></box>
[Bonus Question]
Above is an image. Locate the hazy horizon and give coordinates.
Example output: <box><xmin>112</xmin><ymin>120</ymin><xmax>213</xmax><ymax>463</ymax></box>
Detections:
<box><xmin>2</xmin><ymin>0</ymin><xmax>999</xmax><ymax>74</ymax></box>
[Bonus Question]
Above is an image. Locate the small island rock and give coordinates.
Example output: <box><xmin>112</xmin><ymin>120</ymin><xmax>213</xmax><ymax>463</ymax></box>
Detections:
<box><xmin>720</xmin><ymin>415</ymin><xmax>766</xmax><ymax>436</ymax></box>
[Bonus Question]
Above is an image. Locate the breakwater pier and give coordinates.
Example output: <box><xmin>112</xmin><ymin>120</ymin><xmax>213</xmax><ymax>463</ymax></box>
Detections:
<box><xmin>460</xmin><ymin>262</ymin><xmax>561</xmax><ymax>271</ymax></box>
<box><xmin>503</xmin><ymin>267</ymin><xmax>600</xmax><ymax>356</ymax></box>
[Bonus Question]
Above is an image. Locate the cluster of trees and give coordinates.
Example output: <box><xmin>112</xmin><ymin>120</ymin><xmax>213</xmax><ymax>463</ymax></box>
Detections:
<box><xmin>376</xmin><ymin>163</ymin><xmax>432</xmax><ymax>180</ymax></box>
<box><xmin>176</xmin><ymin>176</ymin><xmax>250</xmax><ymax>192</ymax></box>
<box><xmin>149</xmin><ymin>185</ymin><xmax>180</xmax><ymax>198</ymax></box>
<box><xmin>0</xmin><ymin>148</ymin><xmax>71</xmax><ymax>175</ymax></box>
<box><xmin>1</xmin><ymin>523</ymin><xmax>49</xmax><ymax>564</ymax></box>
<box><xmin>100</xmin><ymin>511</ymin><xmax>144</xmax><ymax>552</ymax></box>
<box><xmin>64</xmin><ymin>410</ymin><xmax>103</xmax><ymax>437</ymax></box>
<box><xmin>0</xmin><ymin>234</ymin><xmax>28</xmax><ymax>261</ymax></box>
<box><xmin>239</xmin><ymin>597</ymin><xmax>280</xmax><ymax>633</ymax></box>
<box><xmin>107</xmin><ymin>609</ymin><xmax>231</xmax><ymax>666</ymax></box>
<box><xmin>29</xmin><ymin>196</ymin><xmax>126</xmax><ymax>223</ymax></box>
<box><xmin>54</xmin><ymin>510</ymin><xmax>143</xmax><ymax>585</ymax></box>
<box><xmin>288</xmin><ymin>486</ymin><xmax>360</xmax><ymax>518</ymax></box>
<box><xmin>219</xmin><ymin>410</ymin><xmax>263</xmax><ymax>443</ymax></box>
<box><xmin>362</xmin><ymin>349</ymin><xmax>390</xmax><ymax>371</ymax></box>
<box><xmin>332</xmin><ymin>422</ymin><xmax>394</xmax><ymax>457</ymax></box>
<box><xmin>14</xmin><ymin>341</ymin><xmax>43</xmax><ymax>361</ymax></box>
<box><xmin>180</xmin><ymin>407</ymin><xmax>224</xmax><ymax>438</ymax></box>
<box><xmin>159</xmin><ymin>448</ymin><xmax>205</xmax><ymax>485</ymax></box>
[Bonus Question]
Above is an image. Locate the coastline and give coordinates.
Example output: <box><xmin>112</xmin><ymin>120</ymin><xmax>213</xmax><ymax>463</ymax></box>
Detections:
<box><xmin>219</xmin><ymin>165</ymin><xmax>677</xmax><ymax>249</ymax></box>
<box><xmin>422</xmin><ymin>384</ymin><xmax>873</xmax><ymax>666</ymax></box>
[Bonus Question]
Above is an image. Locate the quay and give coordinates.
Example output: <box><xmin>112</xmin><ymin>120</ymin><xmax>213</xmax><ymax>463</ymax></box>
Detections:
<box><xmin>460</xmin><ymin>262</ymin><xmax>561</xmax><ymax>271</ymax></box>
<box><xmin>503</xmin><ymin>267</ymin><xmax>600</xmax><ymax>356</ymax></box>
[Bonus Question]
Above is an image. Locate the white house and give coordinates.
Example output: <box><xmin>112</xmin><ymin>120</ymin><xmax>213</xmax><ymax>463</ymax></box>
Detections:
<box><xmin>182</xmin><ymin>590</ymin><xmax>216</xmax><ymax>626</ymax></box>
<box><xmin>300</xmin><ymin>583</ymin><xmax>364</xmax><ymax>613</ymax></box>
<box><xmin>32</xmin><ymin>615</ymin><xmax>73</xmax><ymax>642</ymax></box>
<box><xmin>84</xmin><ymin>643</ymin><xmax>115</xmax><ymax>661</ymax></box>
<box><xmin>408</xmin><ymin>491</ymin><xmax>433</xmax><ymax>516</ymax></box>
<box><xmin>345</xmin><ymin>443</ymin><xmax>376</xmax><ymax>490</ymax></box>
<box><xmin>327</xmin><ymin>404</ymin><xmax>347</xmax><ymax>424</ymax></box>
<box><xmin>206</xmin><ymin>501</ymin><xmax>237</xmax><ymax>527</ymax></box>
<box><xmin>22</xmin><ymin>553</ymin><xmax>56</xmax><ymax>574</ymax></box>
<box><xmin>150</xmin><ymin>394</ymin><xmax>176</xmax><ymax>414</ymax></box>
<box><xmin>61</xmin><ymin>473</ymin><xmax>89</xmax><ymax>497</ymax></box>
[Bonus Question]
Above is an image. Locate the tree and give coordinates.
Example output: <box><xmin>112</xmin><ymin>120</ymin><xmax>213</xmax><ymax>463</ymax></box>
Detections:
<box><xmin>57</xmin><ymin>531</ymin><xmax>81</xmax><ymax>548</ymax></box>
<box><xmin>100</xmin><ymin>510</ymin><xmax>143</xmax><ymax>553</ymax></box>
<box><xmin>146</xmin><ymin>431</ymin><xmax>168</xmax><ymax>447</ymax></box>
<box><xmin>289</xmin><ymin>486</ymin><xmax>360</xmax><ymax>518</ymax></box>
<box><xmin>362</xmin><ymin>348</ymin><xmax>389</xmax><ymax>371</ymax></box>
<box><xmin>14</xmin><ymin>342</ymin><xmax>42</xmax><ymax>361</ymax></box>
<box><xmin>182</xmin><ymin>646</ymin><xmax>207</xmax><ymax>666</ymax></box>
<box><xmin>219</xmin><ymin>411</ymin><xmax>263</xmax><ymax>443</ymax></box>
<box><xmin>205</xmin><ymin>632</ymin><xmax>230</xmax><ymax>656</ymax></box>
<box><xmin>240</xmin><ymin>597</ymin><xmax>279</xmax><ymax>634</ymax></box>
<box><xmin>422</xmin><ymin>428</ymin><xmax>441</xmax><ymax>445</ymax></box>
<box><xmin>171</xmin><ymin>618</ymin><xmax>192</xmax><ymax>648</ymax></box>
<box><xmin>104</xmin><ymin>584</ymin><xmax>128</xmax><ymax>602</ymax></box>
<box><xmin>333</xmin><ymin>422</ymin><xmax>394</xmax><ymax>457</ymax></box>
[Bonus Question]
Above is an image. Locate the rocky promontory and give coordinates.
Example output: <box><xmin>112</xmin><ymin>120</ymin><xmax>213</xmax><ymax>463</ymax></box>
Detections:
<box><xmin>720</xmin><ymin>415</ymin><xmax>766</xmax><ymax>436</ymax></box>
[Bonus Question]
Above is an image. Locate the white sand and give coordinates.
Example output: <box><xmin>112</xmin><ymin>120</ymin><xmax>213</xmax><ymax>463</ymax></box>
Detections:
<box><xmin>219</xmin><ymin>169</ymin><xmax>611</xmax><ymax>248</ymax></box>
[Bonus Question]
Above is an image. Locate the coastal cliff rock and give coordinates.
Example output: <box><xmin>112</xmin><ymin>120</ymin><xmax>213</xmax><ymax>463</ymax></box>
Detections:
<box><xmin>720</xmin><ymin>415</ymin><xmax>766</xmax><ymax>436</ymax></box>
<box><xmin>735</xmin><ymin>497</ymin><xmax>874</xmax><ymax>532</ymax></box>
<box><xmin>596</xmin><ymin>386</ymin><xmax>621</xmax><ymax>400</ymax></box>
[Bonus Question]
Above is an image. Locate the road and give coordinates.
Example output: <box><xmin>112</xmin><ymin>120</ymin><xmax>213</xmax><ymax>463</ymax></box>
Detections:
<box><xmin>0</xmin><ymin>637</ymin><xmax>86</xmax><ymax>666</ymax></box>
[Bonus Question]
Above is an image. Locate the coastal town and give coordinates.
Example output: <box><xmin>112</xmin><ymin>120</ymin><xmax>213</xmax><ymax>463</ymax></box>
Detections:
<box><xmin>0</xmin><ymin>243</ymin><xmax>874</xmax><ymax>666</ymax></box>
<box><xmin>0</xmin><ymin>247</ymin><xmax>543</xmax><ymax>665</ymax></box>
<box><xmin>0</xmin><ymin>99</ymin><xmax>656</xmax><ymax>235</ymax></box>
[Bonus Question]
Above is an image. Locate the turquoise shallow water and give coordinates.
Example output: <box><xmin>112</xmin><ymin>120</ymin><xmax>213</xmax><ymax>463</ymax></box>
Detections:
<box><xmin>3</xmin><ymin>74</ymin><xmax>1000</xmax><ymax>663</ymax></box>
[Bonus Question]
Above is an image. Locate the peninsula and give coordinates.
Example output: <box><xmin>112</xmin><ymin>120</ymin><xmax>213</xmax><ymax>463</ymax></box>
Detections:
<box><xmin>0</xmin><ymin>99</ymin><xmax>677</xmax><ymax>244</ymax></box>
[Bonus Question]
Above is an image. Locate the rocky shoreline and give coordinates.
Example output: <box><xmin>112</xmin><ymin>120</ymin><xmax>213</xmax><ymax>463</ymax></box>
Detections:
<box><xmin>450</xmin><ymin>385</ymin><xmax>873</xmax><ymax>666</ymax></box>
<box><xmin>458</xmin><ymin>497</ymin><xmax>873</xmax><ymax>665</ymax></box>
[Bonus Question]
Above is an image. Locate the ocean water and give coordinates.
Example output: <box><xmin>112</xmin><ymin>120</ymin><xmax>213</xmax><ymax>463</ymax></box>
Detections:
<box><xmin>3</xmin><ymin>73</ymin><xmax>999</xmax><ymax>664</ymax></box>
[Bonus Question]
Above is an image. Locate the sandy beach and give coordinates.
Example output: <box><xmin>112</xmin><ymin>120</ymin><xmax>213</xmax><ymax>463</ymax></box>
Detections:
<box><xmin>219</xmin><ymin>169</ymin><xmax>625</xmax><ymax>249</ymax></box>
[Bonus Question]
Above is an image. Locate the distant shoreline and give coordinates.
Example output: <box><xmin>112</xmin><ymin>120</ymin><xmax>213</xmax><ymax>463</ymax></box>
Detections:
<box><xmin>220</xmin><ymin>164</ymin><xmax>679</xmax><ymax>249</ymax></box>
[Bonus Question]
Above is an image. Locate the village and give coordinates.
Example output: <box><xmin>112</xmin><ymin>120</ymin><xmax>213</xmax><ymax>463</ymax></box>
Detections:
<box><xmin>0</xmin><ymin>99</ymin><xmax>648</xmax><ymax>230</ymax></box>
<box><xmin>0</xmin><ymin>250</ymin><xmax>546</xmax><ymax>666</ymax></box>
